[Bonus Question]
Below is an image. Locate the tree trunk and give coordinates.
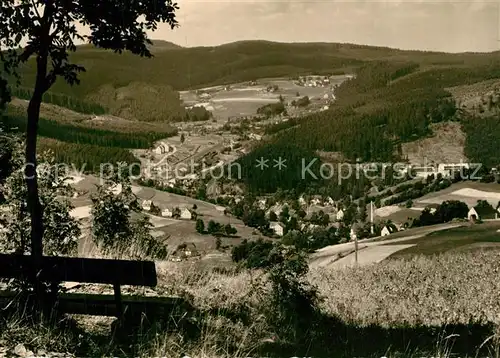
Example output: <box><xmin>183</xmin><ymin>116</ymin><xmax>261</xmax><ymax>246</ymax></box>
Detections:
<box><xmin>26</xmin><ymin>53</ymin><xmax>48</xmax><ymax>305</ymax></box>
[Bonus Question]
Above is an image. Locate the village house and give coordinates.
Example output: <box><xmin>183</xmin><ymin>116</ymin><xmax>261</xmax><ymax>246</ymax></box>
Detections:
<box><xmin>180</xmin><ymin>208</ymin><xmax>192</xmax><ymax>220</ymax></box>
<box><xmin>161</xmin><ymin>208</ymin><xmax>173</xmax><ymax>218</ymax></box>
<box><xmin>249</xmin><ymin>133</ymin><xmax>262</xmax><ymax>141</ymax></box>
<box><xmin>154</xmin><ymin>143</ymin><xmax>168</xmax><ymax>155</ymax></box>
<box><xmin>381</xmin><ymin>224</ymin><xmax>398</xmax><ymax>237</ymax></box>
<box><xmin>310</xmin><ymin>197</ymin><xmax>322</xmax><ymax>206</ymax></box>
<box><xmin>142</xmin><ymin>200</ymin><xmax>152</xmax><ymax>211</ymax></box>
<box><xmin>467</xmin><ymin>205</ymin><xmax>497</xmax><ymax>222</ymax></box>
<box><xmin>324</xmin><ymin>197</ymin><xmax>335</xmax><ymax>206</ymax></box>
<box><xmin>298</xmin><ymin>196</ymin><xmax>307</xmax><ymax>206</ymax></box>
<box><xmin>269</xmin><ymin>221</ymin><xmax>284</xmax><ymax>237</ymax></box>
<box><xmin>166</xmin><ymin>178</ymin><xmax>177</xmax><ymax>188</ymax></box>
<box><xmin>336</xmin><ymin>209</ymin><xmax>344</xmax><ymax>221</ymax></box>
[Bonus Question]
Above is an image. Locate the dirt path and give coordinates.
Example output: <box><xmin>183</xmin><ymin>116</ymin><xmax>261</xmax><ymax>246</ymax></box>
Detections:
<box><xmin>309</xmin><ymin>222</ymin><xmax>464</xmax><ymax>269</ymax></box>
<box><xmin>324</xmin><ymin>244</ymin><xmax>417</xmax><ymax>269</ymax></box>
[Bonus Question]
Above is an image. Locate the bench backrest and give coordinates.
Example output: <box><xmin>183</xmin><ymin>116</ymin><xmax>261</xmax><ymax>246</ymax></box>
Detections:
<box><xmin>0</xmin><ymin>254</ymin><xmax>157</xmax><ymax>287</ymax></box>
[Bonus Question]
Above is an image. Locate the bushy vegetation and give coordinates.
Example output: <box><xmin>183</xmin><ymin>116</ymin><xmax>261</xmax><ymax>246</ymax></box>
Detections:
<box><xmin>411</xmin><ymin>200</ymin><xmax>469</xmax><ymax>227</ymax></box>
<box><xmin>10</xmin><ymin>86</ymin><xmax>106</xmax><ymax>115</ymax></box>
<box><xmin>291</xmin><ymin>95</ymin><xmax>310</xmax><ymax>107</ymax></box>
<box><xmin>90</xmin><ymin>165</ymin><xmax>168</xmax><ymax>260</ymax></box>
<box><xmin>0</xmin><ymin>142</ymin><xmax>80</xmax><ymax>256</ymax></box>
<box><xmin>231</xmin><ymin>238</ymin><xmax>275</xmax><ymax>269</ymax></box>
<box><xmin>256</xmin><ymin>102</ymin><xmax>285</xmax><ymax>117</ymax></box>
<box><xmin>195</xmin><ymin>219</ymin><xmax>237</xmax><ymax>237</ymax></box>
<box><xmin>184</xmin><ymin>106</ymin><xmax>212</xmax><ymax>122</ymax></box>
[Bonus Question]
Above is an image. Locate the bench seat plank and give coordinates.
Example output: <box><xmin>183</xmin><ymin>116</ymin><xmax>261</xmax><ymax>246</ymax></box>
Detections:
<box><xmin>0</xmin><ymin>290</ymin><xmax>186</xmax><ymax>318</ymax></box>
<box><xmin>0</xmin><ymin>254</ymin><xmax>157</xmax><ymax>287</ymax></box>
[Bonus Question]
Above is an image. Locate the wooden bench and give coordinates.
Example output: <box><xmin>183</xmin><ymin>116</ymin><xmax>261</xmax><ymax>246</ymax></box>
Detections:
<box><xmin>0</xmin><ymin>253</ymin><xmax>185</xmax><ymax>321</ymax></box>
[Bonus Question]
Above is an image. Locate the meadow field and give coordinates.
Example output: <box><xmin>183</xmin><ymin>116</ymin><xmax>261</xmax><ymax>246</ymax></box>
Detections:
<box><xmin>179</xmin><ymin>76</ymin><xmax>344</xmax><ymax>121</ymax></box>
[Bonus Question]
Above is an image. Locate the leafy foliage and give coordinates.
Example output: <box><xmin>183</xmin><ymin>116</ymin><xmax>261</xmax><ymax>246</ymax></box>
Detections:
<box><xmin>264</xmin><ymin>244</ymin><xmax>321</xmax><ymax>345</ymax></box>
<box><xmin>411</xmin><ymin>200</ymin><xmax>469</xmax><ymax>227</ymax></box>
<box><xmin>90</xmin><ymin>164</ymin><xmax>167</xmax><ymax>259</ymax></box>
<box><xmin>0</xmin><ymin>142</ymin><xmax>80</xmax><ymax>256</ymax></box>
<box><xmin>256</xmin><ymin>102</ymin><xmax>285</xmax><ymax>117</ymax></box>
<box><xmin>231</xmin><ymin>238</ymin><xmax>275</xmax><ymax>269</ymax></box>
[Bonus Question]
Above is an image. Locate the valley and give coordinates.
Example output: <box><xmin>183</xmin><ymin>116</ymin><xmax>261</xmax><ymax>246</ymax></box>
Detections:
<box><xmin>2</xmin><ymin>35</ymin><xmax>500</xmax><ymax>357</ymax></box>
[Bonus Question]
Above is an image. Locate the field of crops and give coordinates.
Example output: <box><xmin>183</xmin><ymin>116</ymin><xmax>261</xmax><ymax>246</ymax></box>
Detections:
<box><xmin>311</xmin><ymin>251</ymin><xmax>500</xmax><ymax>327</ymax></box>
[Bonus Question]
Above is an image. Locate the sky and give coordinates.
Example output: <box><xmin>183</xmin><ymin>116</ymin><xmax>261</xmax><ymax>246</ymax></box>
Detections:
<box><xmin>138</xmin><ymin>0</ymin><xmax>500</xmax><ymax>53</ymax></box>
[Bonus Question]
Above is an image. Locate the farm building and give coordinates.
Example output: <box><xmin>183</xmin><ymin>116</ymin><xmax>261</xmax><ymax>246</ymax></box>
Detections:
<box><xmin>310</xmin><ymin>196</ymin><xmax>322</xmax><ymax>206</ymax></box>
<box><xmin>269</xmin><ymin>222</ymin><xmax>284</xmax><ymax>236</ymax></box>
<box><xmin>336</xmin><ymin>209</ymin><xmax>344</xmax><ymax>221</ymax></box>
<box><xmin>161</xmin><ymin>208</ymin><xmax>173</xmax><ymax>217</ymax></box>
<box><xmin>180</xmin><ymin>208</ymin><xmax>192</xmax><ymax>220</ymax></box>
<box><xmin>154</xmin><ymin>143</ymin><xmax>168</xmax><ymax>155</ymax></box>
<box><xmin>467</xmin><ymin>205</ymin><xmax>497</xmax><ymax>222</ymax></box>
<box><xmin>381</xmin><ymin>224</ymin><xmax>398</xmax><ymax>237</ymax></box>
<box><xmin>142</xmin><ymin>200</ymin><xmax>152</xmax><ymax>211</ymax></box>
<box><xmin>298</xmin><ymin>196</ymin><xmax>307</xmax><ymax>206</ymax></box>
<box><xmin>324</xmin><ymin>197</ymin><xmax>335</xmax><ymax>206</ymax></box>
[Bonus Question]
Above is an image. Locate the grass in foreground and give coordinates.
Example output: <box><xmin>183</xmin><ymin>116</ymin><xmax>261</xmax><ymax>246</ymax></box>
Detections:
<box><xmin>1</xmin><ymin>251</ymin><xmax>500</xmax><ymax>357</ymax></box>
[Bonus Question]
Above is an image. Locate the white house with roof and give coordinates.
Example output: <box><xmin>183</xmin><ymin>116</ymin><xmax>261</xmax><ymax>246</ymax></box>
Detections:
<box><xmin>324</xmin><ymin>197</ymin><xmax>335</xmax><ymax>206</ymax></box>
<box><xmin>154</xmin><ymin>143</ymin><xmax>168</xmax><ymax>155</ymax></box>
<box><xmin>298</xmin><ymin>195</ymin><xmax>307</xmax><ymax>206</ymax></box>
<box><xmin>161</xmin><ymin>208</ymin><xmax>173</xmax><ymax>217</ymax></box>
<box><xmin>336</xmin><ymin>209</ymin><xmax>344</xmax><ymax>221</ymax></box>
<box><xmin>381</xmin><ymin>224</ymin><xmax>398</xmax><ymax>237</ymax></box>
<box><xmin>142</xmin><ymin>200</ymin><xmax>152</xmax><ymax>211</ymax></box>
<box><xmin>180</xmin><ymin>208</ymin><xmax>192</xmax><ymax>220</ymax></box>
<box><xmin>311</xmin><ymin>197</ymin><xmax>322</xmax><ymax>206</ymax></box>
<box><xmin>270</xmin><ymin>222</ymin><xmax>284</xmax><ymax>236</ymax></box>
<box><xmin>381</xmin><ymin>226</ymin><xmax>391</xmax><ymax>237</ymax></box>
<box><xmin>249</xmin><ymin>133</ymin><xmax>262</xmax><ymax>141</ymax></box>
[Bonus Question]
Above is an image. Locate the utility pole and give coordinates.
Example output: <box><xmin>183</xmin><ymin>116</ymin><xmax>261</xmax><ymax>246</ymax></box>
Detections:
<box><xmin>350</xmin><ymin>225</ymin><xmax>358</xmax><ymax>265</ymax></box>
<box><xmin>370</xmin><ymin>201</ymin><xmax>374</xmax><ymax>235</ymax></box>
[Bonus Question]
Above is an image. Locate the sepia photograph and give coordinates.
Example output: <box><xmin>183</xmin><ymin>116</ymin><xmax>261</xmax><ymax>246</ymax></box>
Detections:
<box><xmin>0</xmin><ymin>0</ymin><xmax>500</xmax><ymax>357</ymax></box>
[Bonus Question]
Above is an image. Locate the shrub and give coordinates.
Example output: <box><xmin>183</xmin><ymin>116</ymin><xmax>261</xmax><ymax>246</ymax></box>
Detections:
<box><xmin>231</xmin><ymin>238</ymin><xmax>274</xmax><ymax>269</ymax></box>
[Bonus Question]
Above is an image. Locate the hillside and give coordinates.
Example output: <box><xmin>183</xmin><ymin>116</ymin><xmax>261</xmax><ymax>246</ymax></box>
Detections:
<box><xmin>9</xmin><ymin>40</ymin><xmax>500</xmax><ymax>185</ymax></box>
<box><xmin>15</xmin><ymin>40</ymin><xmax>499</xmax><ymax>101</ymax></box>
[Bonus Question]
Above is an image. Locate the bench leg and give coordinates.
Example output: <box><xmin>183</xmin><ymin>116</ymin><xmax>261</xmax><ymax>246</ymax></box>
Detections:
<box><xmin>113</xmin><ymin>283</ymin><xmax>123</xmax><ymax>320</ymax></box>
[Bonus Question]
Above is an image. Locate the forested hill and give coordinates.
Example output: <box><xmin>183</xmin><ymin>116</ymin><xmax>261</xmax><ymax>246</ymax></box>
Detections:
<box><xmin>266</xmin><ymin>58</ymin><xmax>500</xmax><ymax>162</ymax></box>
<box><xmin>16</xmin><ymin>40</ymin><xmax>499</xmax><ymax>99</ymax></box>
<box><xmin>232</xmin><ymin>50</ymin><xmax>500</xmax><ymax>192</ymax></box>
